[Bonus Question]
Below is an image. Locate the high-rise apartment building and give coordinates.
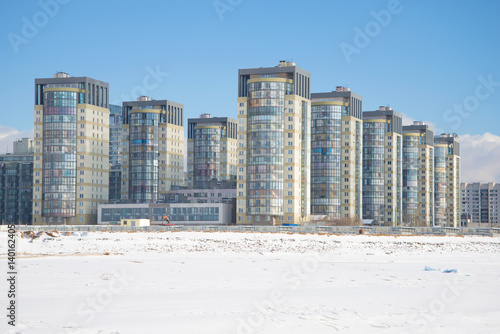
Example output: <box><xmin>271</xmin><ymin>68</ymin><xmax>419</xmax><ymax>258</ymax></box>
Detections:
<box><xmin>362</xmin><ymin>107</ymin><xmax>403</xmax><ymax>226</ymax></box>
<box><xmin>402</xmin><ymin>122</ymin><xmax>434</xmax><ymax>226</ymax></box>
<box><xmin>33</xmin><ymin>72</ymin><xmax>109</xmax><ymax>225</ymax></box>
<box><xmin>434</xmin><ymin>133</ymin><xmax>460</xmax><ymax>227</ymax></box>
<box><xmin>0</xmin><ymin>139</ymin><xmax>34</xmax><ymax>224</ymax></box>
<box><xmin>461</xmin><ymin>182</ymin><xmax>499</xmax><ymax>227</ymax></box>
<box><xmin>109</xmin><ymin>104</ymin><xmax>122</xmax><ymax>203</ymax></box>
<box><xmin>237</xmin><ymin>61</ymin><xmax>311</xmax><ymax>225</ymax></box>
<box><xmin>121</xmin><ymin>96</ymin><xmax>184</xmax><ymax>203</ymax></box>
<box><xmin>310</xmin><ymin>87</ymin><xmax>362</xmax><ymax>219</ymax></box>
<box><xmin>187</xmin><ymin>114</ymin><xmax>238</xmax><ymax>189</ymax></box>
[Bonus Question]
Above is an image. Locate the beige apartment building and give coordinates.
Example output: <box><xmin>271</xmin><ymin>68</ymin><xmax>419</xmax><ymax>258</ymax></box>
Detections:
<box><xmin>310</xmin><ymin>87</ymin><xmax>363</xmax><ymax>220</ymax></box>
<box><xmin>236</xmin><ymin>61</ymin><xmax>311</xmax><ymax>225</ymax></box>
<box><xmin>402</xmin><ymin>122</ymin><xmax>434</xmax><ymax>226</ymax></box>
<box><xmin>362</xmin><ymin>107</ymin><xmax>403</xmax><ymax>226</ymax></box>
<box><xmin>186</xmin><ymin>114</ymin><xmax>238</xmax><ymax>189</ymax></box>
<box><xmin>33</xmin><ymin>72</ymin><xmax>109</xmax><ymax>225</ymax></box>
<box><xmin>121</xmin><ymin>96</ymin><xmax>184</xmax><ymax>203</ymax></box>
<box><xmin>434</xmin><ymin>133</ymin><xmax>460</xmax><ymax>227</ymax></box>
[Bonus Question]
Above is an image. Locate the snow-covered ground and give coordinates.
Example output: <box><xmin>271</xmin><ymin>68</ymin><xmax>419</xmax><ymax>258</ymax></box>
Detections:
<box><xmin>1</xmin><ymin>231</ymin><xmax>500</xmax><ymax>333</ymax></box>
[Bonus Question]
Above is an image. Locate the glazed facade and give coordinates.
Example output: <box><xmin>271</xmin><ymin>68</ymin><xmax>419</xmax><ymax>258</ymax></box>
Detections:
<box><xmin>237</xmin><ymin>61</ymin><xmax>311</xmax><ymax>225</ymax></box>
<box><xmin>109</xmin><ymin>104</ymin><xmax>123</xmax><ymax>168</ymax></box>
<box><xmin>246</xmin><ymin>79</ymin><xmax>287</xmax><ymax>216</ymax></box>
<box><xmin>128</xmin><ymin>110</ymin><xmax>159</xmax><ymax>202</ymax></box>
<box><xmin>33</xmin><ymin>73</ymin><xmax>109</xmax><ymax>225</ymax></box>
<box><xmin>108</xmin><ymin>104</ymin><xmax>122</xmax><ymax>203</ymax></box>
<box><xmin>42</xmin><ymin>88</ymin><xmax>78</xmax><ymax>217</ymax></box>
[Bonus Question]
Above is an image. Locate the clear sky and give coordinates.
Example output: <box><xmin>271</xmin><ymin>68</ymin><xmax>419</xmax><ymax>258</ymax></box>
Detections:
<box><xmin>0</xmin><ymin>0</ymin><xmax>499</xmax><ymax>181</ymax></box>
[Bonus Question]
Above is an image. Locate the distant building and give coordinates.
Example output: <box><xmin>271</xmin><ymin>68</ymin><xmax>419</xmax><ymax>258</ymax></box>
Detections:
<box><xmin>434</xmin><ymin>133</ymin><xmax>460</xmax><ymax>227</ymax></box>
<box><xmin>33</xmin><ymin>72</ymin><xmax>109</xmax><ymax>225</ymax></box>
<box><xmin>13</xmin><ymin>138</ymin><xmax>34</xmax><ymax>155</ymax></box>
<box><xmin>162</xmin><ymin>180</ymin><xmax>236</xmax><ymax>204</ymax></box>
<box><xmin>121</xmin><ymin>96</ymin><xmax>184</xmax><ymax>203</ymax></box>
<box><xmin>187</xmin><ymin>114</ymin><xmax>237</xmax><ymax>189</ymax></box>
<box><xmin>362</xmin><ymin>107</ymin><xmax>403</xmax><ymax>226</ymax></box>
<box><xmin>161</xmin><ymin>181</ymin><xmax>236</xmax><ymax>224</ymax></box>
<box><xmin>108</xmin><ymin>104</ymin><xmax>122</xmax><ymax>203</ymax></box>
<box><xmin>402</xmin><ymin>122</ymin><xmax>434</xmax><ymax>226</ymax></box>
<box><xmin>310</xmin><ymin>86</ymin><xmax>363</xmax><ymax>220</ymax></box>
<box><xmin>237</xmin><ymin>60</ymin><xmax>311</xmax><ymax>225</ymax></box>
<box><xmin>0</xmin><ymin>139</ymin><xmax>34</xmax><ymax>224</ymax></box>
<box><xmin>460</xmin><ymin>182</ymin><xmax>499</xmax><ymax>227</ymax></box>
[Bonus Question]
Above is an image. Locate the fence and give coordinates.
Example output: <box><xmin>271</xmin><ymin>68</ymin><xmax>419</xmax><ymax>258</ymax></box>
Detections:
<box><xmin>3</xmin><ymin>224</ymin><xmax>500</xmax><ymax>236</ymax></box>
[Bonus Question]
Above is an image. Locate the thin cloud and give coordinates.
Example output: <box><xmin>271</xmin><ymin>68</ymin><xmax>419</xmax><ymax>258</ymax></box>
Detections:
<box><xmin>401</xmin><ymin>114</ymin><xmax>437</xmax><ymax>132</ymax></box>
<box><xmin>0</xmin><ymin>125</ymin><xmax>34</xmax><ymax>154</ymax></box>
<box><xmin>460</xmin><ymin>133</ymin><xmax>500</xmax><ymax>183</ymax></box>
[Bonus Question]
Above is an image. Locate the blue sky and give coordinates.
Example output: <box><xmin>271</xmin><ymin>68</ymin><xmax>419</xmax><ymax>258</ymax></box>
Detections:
<box><xmin>0</xmin><ymin>0</ymin><xmax>499</xmax><ymax>180</ymax></box>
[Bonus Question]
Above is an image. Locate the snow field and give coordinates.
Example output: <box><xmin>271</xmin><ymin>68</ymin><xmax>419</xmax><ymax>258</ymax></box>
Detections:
<box><xmin>1</xmin><ymin>231</ymin><xmax>499</xmax><ymax>333</ymax></box>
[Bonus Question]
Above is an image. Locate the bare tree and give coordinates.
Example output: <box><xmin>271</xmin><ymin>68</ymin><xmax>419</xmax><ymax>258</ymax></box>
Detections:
<box><xmin>326</xmin><ymin>217</ymin><xmax>362</xmax><ymax>226</ymax></box>
<box><xmin>403</xmin><ymin>213</ymin><xmax>427</xmax><ymax>227</ymax></box>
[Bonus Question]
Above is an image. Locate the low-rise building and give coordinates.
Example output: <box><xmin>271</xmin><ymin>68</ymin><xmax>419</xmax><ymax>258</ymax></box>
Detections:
<box><xmin>98</xmin><ymin>202</ymin><xmax>234</xmax><ymax>225</ymax></box>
